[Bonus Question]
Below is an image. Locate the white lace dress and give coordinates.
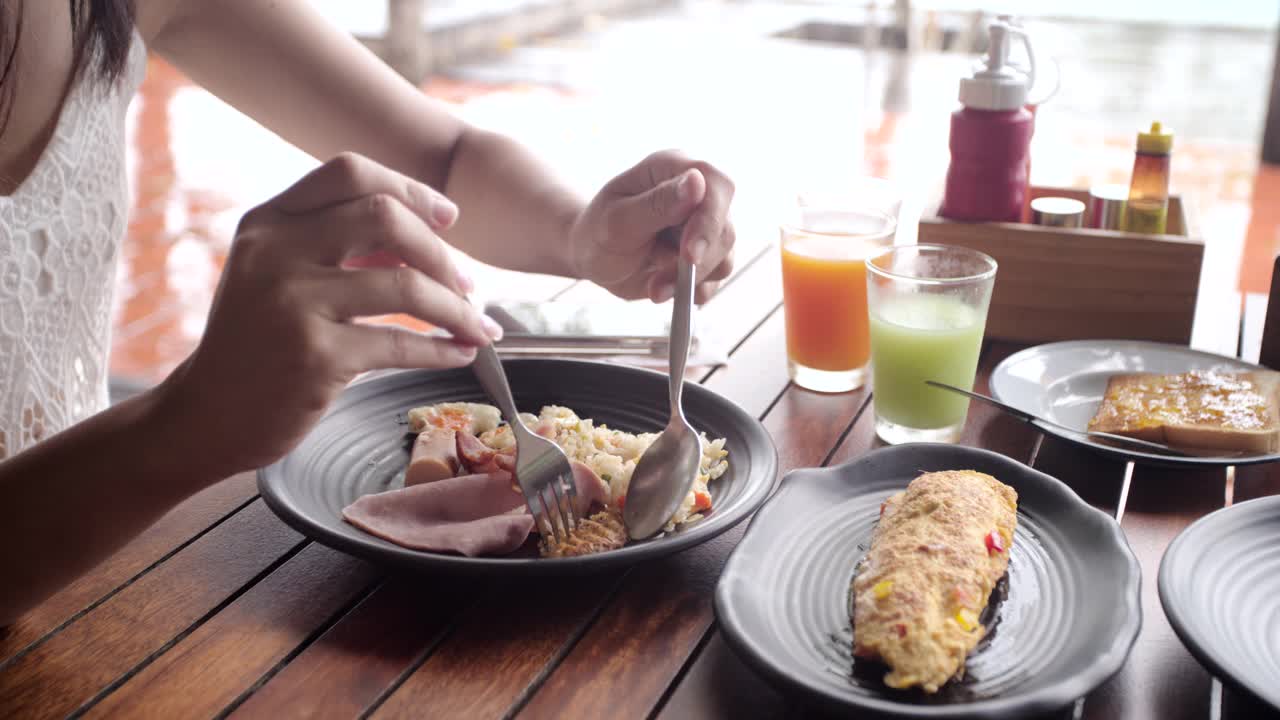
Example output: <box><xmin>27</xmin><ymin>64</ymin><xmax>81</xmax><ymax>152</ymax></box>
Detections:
<box><xmin>0</xmin><ymin>31</ymin><xmax>147</xmax><ymax>459</ymax></box>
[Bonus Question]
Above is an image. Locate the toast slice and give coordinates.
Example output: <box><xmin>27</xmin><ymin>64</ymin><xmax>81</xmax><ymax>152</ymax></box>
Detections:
<box><xmin>1087</xmin><ymin>370</ymin><xmax>1280</xmax><ymax>454</ymax></box>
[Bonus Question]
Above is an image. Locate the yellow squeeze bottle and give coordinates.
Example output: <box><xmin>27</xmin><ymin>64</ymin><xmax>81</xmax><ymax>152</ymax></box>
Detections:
<box><xmin>1122</xmin><ymin>122</ymin><xmax>1174</xmax><ymax>234</ymax></box>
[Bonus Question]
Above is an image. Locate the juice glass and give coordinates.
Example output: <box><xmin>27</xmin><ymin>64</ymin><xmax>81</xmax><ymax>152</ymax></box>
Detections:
<box><xmin>780</xmin><ymin>183</ymin><xmax>900</xmax><ymax>393</ymax></box>
<box><xmin>865</xmin><ymin>244</ymin><xmax>997</xmax><ymax>444</ymax></box>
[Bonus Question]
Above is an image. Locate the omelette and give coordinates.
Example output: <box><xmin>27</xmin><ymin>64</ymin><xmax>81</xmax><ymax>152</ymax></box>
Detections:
<box><xmin>851</xmin><ymin>470</ymin><xmax>1018</xmax><ymax>693</ymax></box>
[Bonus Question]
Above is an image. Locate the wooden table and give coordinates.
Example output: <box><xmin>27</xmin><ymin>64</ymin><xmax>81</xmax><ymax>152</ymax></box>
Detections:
<box><xmin>1</xmin><ymin>243</ymin><xmax>1275</xmax><ymax>720</ymax></box>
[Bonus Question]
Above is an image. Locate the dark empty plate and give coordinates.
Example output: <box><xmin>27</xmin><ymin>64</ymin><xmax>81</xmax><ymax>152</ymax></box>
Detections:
<box><xmin>1159</xmin><ymin>495</ymin><xmax>1280</xmax><ymax>712</ymax></box>
<box><xmin>258</xmin><ymin>360</ymin><xmax>777</xmax><ymax>574</ymax></box>
<box><xmin>715</xmin><ymin>443</ymin><xmax>1142</xmax><ymax>719</ymax></box>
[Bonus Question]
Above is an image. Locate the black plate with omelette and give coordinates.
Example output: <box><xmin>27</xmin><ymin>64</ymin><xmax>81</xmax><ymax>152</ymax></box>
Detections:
<box><xmin>714</xmin><ymin>444</ymin><xmax>1142</xmax><ymax>719</ymax></box>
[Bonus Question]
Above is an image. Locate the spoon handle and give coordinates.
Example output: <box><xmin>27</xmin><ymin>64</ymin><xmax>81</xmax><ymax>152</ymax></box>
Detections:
<box><xmin>668</xmin><ymin>251</ymin><xmax>696</xmax><ymax>421</ymax></box>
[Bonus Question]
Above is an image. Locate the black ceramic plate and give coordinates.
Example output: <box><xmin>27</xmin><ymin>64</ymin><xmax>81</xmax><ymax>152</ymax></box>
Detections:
<box><xmin>1159</xmin><ymin>495</ymin><xmax>1280</xmax><ymax>712</ymax></box>
<box><xmin>258</xmin><ymin>359</ymin><xmax>778</xmax><ymax>574</ymax></box>
<box><xmin>715</xmin><ymin>443</ymin><xmax>1142</xmax><ymax>719</ymax></box>
<box><xmin>990</xmin><ymin>340</ymin><xmax>1278</xmax><ymax>468</ymax></box>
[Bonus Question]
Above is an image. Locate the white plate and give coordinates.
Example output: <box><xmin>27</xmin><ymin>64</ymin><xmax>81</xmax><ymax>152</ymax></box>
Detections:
<box><xmin>989</xmin><ymin>340</ymin><xmax>1275</xmax><ymax>466</ymax></box>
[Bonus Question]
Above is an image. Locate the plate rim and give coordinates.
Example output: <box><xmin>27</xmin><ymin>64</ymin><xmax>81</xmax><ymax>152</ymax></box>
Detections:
<box><xmin>714</xmin><ymin>442</ymin><xmax>1144</xmax><ymax>719</ymax></box>
<box><xmin>1157</xmin><ymin>494</ymin><xmax>1280</xmax><ymax>711</ymax></box>
<box><xmin>257</xmin><ymin>359</ymin><xmax>780</xmax><ymax>574</ymax></box>
<box><xmin>989</xmin><ymin>339</ymin><xmax>1278</xmax><ymax>468</ymax></box>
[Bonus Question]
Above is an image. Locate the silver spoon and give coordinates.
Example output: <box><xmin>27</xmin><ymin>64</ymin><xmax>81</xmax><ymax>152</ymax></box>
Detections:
<box><xmin>624</xmin><ymin>250</ymin><xmax>702</xmax><ymax>540</ymax></box>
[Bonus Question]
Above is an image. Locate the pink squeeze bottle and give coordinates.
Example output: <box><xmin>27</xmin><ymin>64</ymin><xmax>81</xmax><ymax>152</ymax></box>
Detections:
<box><xmin>939</xmin><ymin>21</ymin><xmax>1037</xmax><ymax>223</ymax></box>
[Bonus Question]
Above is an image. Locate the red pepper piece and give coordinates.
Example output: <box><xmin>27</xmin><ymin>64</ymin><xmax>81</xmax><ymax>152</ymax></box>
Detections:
<box><xmin>894</xmin><ymin>623</ymin><xmax>907</xmax><ymax>638</ymax></box>
<box><xmin>985</xmin><ymin>529</ymin><xmax>1005</xmax><ymax>554</ymax></box>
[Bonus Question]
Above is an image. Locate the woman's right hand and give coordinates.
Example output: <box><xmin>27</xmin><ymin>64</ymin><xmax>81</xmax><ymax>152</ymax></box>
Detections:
<box><xmin>157</xmin><ymin>152</ymin><xmax>503</xmax><ymax>477</ymax></box>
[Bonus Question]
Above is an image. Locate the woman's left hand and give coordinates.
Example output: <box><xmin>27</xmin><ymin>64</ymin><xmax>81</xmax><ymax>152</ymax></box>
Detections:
<box><xmin>567</xmin><ymin>150</ymin><xmax>736</xmax><ymax>305</ymax></box>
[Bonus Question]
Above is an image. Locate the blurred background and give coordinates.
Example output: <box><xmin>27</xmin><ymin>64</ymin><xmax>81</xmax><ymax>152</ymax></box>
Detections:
<box><xmin>112</xmin><ymin>0</ymin><xmax>1280</xmax><ymax>392</ymax></box>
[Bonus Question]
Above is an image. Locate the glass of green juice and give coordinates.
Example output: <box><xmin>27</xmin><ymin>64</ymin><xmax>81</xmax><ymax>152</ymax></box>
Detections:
<box><xmin>865</xmin><ymin>244</ymin><xmax>997</xmax><ymax>445</ymax></box>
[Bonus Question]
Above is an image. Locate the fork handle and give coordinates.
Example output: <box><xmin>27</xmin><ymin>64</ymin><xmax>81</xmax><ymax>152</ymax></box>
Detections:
<box><xmin>472</xmin><ymin>342</ymin><xmax>526</xmax><ymax>431</ymax></box>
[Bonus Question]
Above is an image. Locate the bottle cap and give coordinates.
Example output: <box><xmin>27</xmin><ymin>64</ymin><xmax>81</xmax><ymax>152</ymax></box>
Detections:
<box><xmin>1030</xmin><ymin>197</ymin><xmax>1085</xmax><ymax>228</ymax></box>
<box><xmin>1088</xmin><ymin>184</ymin><xmax>1128</xmax><ymax>230</ymax></box>
<box><xmin>958</xmin><ymin>22</ymin><xmax>1035</xmax><ymax>111</ymax></box>
<box><xmin>1137</xmin><ymin>122</ymin><xmax>1174</xmax><ymax>154</ymax></box>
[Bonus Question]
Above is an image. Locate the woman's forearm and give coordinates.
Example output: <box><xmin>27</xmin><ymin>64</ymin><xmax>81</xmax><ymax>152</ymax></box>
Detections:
<box><xmin>0</xmin><ymin>378</ymin><xmax>217</xmax><ymax>626</ymax></box>
<box><xmin>436</xmin><ymin>127</ymin><xmax>581</xmax><ymax>277</ymax></box>
<box><xmin>144</xmin><ymin>0</ymin><xmax>582</xmax><ymax>277</ymax></box>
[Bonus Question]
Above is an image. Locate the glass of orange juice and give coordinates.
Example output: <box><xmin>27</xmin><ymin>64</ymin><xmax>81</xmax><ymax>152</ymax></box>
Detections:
<box><xmin>780</xmin><ymin>181</ymin><xmax>900</xmax><ymax>393</ymax></box>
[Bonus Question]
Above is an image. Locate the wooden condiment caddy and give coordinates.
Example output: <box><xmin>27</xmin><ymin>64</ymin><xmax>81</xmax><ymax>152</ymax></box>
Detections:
<box><xmin>917</xmin><ymin>185</ymin><xmax>1203</xmax><ymax>344</ymax></box>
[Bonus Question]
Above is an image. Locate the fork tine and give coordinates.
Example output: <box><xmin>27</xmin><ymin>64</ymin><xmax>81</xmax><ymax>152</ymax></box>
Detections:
<box><xmin>547</xmin><ymin>482</ymin><xmax>573</xmax><ymax>538</ymax></box>
<box><xmin>521</xmin><ymin>489</ymin><xmax>551</xmax><ymax>538</ymax></box>
<box><xmin>549</xmin><ymin>474</ymin><xmax>576</xmax><ymax>533</ymax></box>
<box><xmin>560</xmin><ymin>472</ymin><xmax>580</xmax><ymax>526</ymax></box>
<box><xmin>537</xmin><ymin>489</ymin><xmax>564</xmax><ymax>544</ymax></box>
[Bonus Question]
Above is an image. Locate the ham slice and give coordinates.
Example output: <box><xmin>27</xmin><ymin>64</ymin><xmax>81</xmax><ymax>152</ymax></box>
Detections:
<box><xmin>458</xmin><ymin>423</ymin><xmax>612</xmax><ymax>511</ymax></box>
<box><xmin>457</xmin><ymin>431</ymin><xmax>510</xmax><ymax>474</ymax></box>
<box><xmin>342</xmin><ymin>473</ymin><xmax>535</xmax><ymax>557</ymax></box>
<box><xmin>568</xmin><ymin>461</ymin><xmax>610</xmax><ymax>515</ymax></box>
<box><xmin>458</xmin><ymin>433</ymin><xmax>608</xmax><ymax>513</ymax></box>
<box><xmin>405</xmin><ymin>429</ymin><xmax>459</xmax><ymax>486</ymax></box>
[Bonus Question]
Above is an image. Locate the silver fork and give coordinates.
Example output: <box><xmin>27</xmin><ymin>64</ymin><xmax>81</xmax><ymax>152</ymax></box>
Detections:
<box><xmin>471</xmin><ymin>342</ymin><xmax>579</xmax><ymax>543</ymax></box>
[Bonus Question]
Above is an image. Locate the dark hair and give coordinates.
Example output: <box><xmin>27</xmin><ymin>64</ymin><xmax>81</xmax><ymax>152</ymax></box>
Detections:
<box><xmin>0</xmin><ymin>1</ymin><xmax>136</xmax><ymax>133</ymax></box>
<box><xmin>69</xmin><ymin>0</ymin><xmax>138</xmax><ymax>83</ymax></box>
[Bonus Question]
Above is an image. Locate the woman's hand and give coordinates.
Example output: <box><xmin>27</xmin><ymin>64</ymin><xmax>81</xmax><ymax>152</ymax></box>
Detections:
<box><xmin>160</xmin><ymin>152</ymin><xmax>502</xmax><ymax>475</ymax></box>
<box><xmin>567</xmin><ymin>150</ymin><xmax>736</xmax><ymax>304</ymax></box>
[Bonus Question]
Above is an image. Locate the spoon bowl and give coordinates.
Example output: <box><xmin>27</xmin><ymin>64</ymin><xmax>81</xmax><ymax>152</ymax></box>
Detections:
<box><xmin>625</xmin><ymin>417</ymin><xmax>702</xmax><ymax>539</ymax></box>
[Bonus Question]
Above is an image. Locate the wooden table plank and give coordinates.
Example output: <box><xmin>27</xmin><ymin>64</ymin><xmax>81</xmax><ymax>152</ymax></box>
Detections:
<box><xmin>693</xmin><ymin>308</ymin><xmax>786</xmax><ymax>419</ymax></box>
<box><xmin>655</xmin><ymin>632</ymin><xmax>790</xmax><ymax>720</ymax></box>
<box><xmin>694</xmin><ymin>247</ymin><xmax>783</xmax><ymax>357</ymax></box>
<box><xmin>1081</xmin><ymin>465</ymin><xmax>1226</xmax><ymax>720</ymax></box>
<box><xmin>0</xmin><ymin>472</ymin><xmax>258</xmax><ymax>665</ymax></box>
<box><xmin>954</xmin><ymin>341</ymin><xmax>1043</xmax><ymax>461</ymax></box>
<box><xmin>83</xmin><ymin>543</ymin><xmax>378</xmax><ymax>718</ymax></box>
<box><xmin>230</xmin><ymin>575</ymin><xmax>478</xmax><ymax>719</ymax></box>
<box><xmin>1030</xmin><ymin>437</ymin><xmax>1127</xmax><ymax>514</ymax></box>
<box><xmin>1234</xmin><ymin>463</ymin><xmax>1280</xmax><ymax>504</ymax></box>
<box><xmin>370</xmin><ymin>576</ymin><xmax>621</xmax><ymax>719</ymax></box>
<box><xmin>0</xmin><ymin>501</ymin><xmax>303</xmax><ymax>720</ymax></box>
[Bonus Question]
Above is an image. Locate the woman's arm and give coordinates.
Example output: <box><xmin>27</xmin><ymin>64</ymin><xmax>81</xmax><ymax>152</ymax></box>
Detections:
<box><xmin>0</xmin><ymin>154</ymin><xmax>498</xmax><ymax>627</ymax></box>
<box><xmin>138</xmin><ymin>0</ymin><xmax>737</xmax><ymax>303</ymax></box>
<box><xmin>0</xmin><ymin>382</ymin><xmax>215</xmax><ymax>626</ymax></box>
<box><xmin>139</xmin><ymin>0</ymin><xmax>580</xmax><ymax>278</ymax></box>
